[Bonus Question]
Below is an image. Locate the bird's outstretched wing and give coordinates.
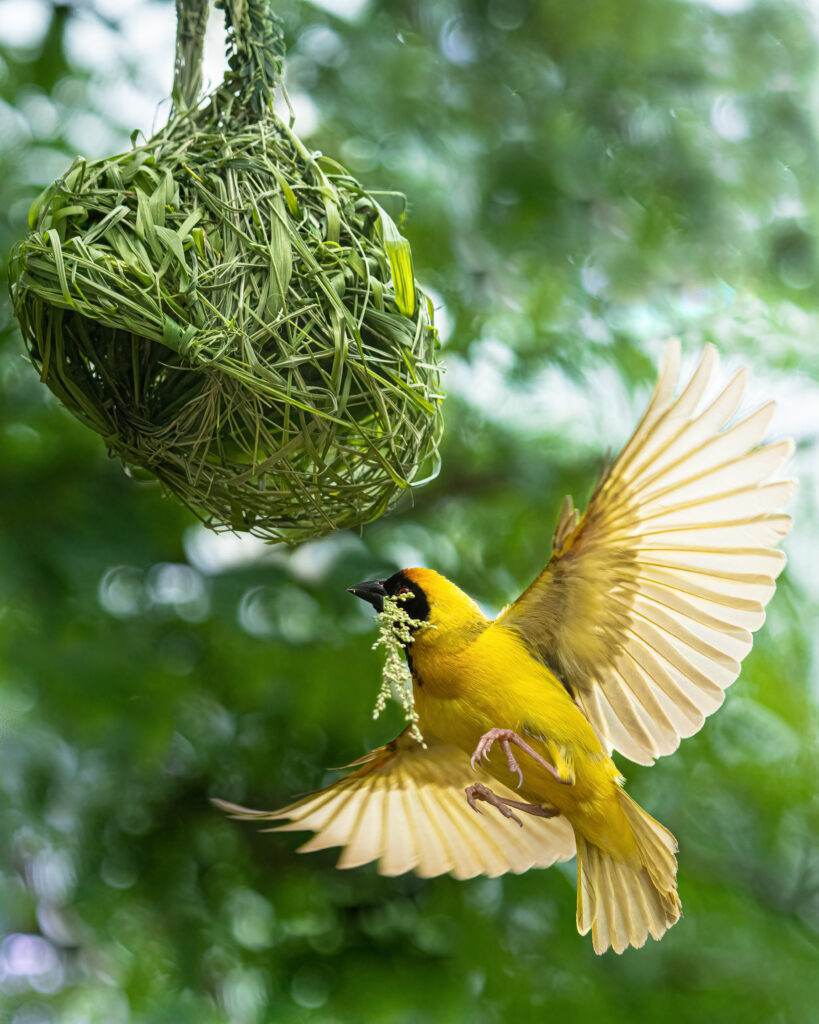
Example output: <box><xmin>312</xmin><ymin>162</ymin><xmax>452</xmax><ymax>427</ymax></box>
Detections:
<box><xmin>213</xmin><ymin>730</ymin><xmax>576</xmax><ymax>878</ymax></box>
<box><xmin>497</xmin><ymin>341</ymin><xmax>795</xmax><ymax>765</ymax></box>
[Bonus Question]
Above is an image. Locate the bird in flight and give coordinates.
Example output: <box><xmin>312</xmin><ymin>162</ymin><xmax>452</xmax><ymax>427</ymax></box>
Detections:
<box><xmin>216</xmin><ymin>342</ymin><xmax>795</xmax><ymax>954</ymax></box>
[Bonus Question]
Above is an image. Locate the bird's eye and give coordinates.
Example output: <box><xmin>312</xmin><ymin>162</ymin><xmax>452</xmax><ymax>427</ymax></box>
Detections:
<box><xmin>397</xmin><ymin>586</ymin><xmax>413</xmax><ymax>598</ymax></box>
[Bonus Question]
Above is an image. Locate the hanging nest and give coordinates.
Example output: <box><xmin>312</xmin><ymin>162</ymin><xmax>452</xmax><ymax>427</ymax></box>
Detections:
<box><xmin>8</xmin><ymin>0</ymin><xmax>443</xmax><ymax>543</ymax></box>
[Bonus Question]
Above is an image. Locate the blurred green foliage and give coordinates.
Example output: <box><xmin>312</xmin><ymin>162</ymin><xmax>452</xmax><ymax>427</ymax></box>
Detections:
<box><xmin>1</xmin><ymin>1</ymin><xmax>818</xmax><ymax>1022</ymax></box>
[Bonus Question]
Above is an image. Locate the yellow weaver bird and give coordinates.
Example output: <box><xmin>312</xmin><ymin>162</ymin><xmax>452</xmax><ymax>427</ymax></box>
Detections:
<box><xmin>217</xmin><ymin>343</ymin><xmax>795</xmax><ymax>954</ymax></box>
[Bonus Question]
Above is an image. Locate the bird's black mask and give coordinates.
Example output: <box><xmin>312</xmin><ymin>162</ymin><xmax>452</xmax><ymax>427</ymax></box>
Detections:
<box><xmin>347</xmin><ymin>570</ymin><xmax>430</xmax><ymax>623</ymax></box>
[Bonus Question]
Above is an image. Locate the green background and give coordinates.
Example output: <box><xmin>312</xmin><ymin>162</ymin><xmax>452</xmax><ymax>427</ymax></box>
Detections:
<box><xmin>1</xmin><ymin>1</ymin><xmax>817</xmax><ymax>1021</ymax></box>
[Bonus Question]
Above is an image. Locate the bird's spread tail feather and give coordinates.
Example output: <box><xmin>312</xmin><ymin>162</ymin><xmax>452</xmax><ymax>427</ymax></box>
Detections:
<box><xmin>576</xmin><ymin>793</ymin><xmax>681</xmax><ymax>954</ymax></box>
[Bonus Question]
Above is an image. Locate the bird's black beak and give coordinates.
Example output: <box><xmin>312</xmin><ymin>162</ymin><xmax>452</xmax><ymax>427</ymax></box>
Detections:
<box><xmin>347</xmin><ymin>578</ymin><xmax>387</xmax><ymax>612</ymax></box>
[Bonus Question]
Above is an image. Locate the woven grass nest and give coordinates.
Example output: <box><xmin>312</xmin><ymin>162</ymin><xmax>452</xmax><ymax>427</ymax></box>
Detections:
<box><xmin>8</xmin><ymin>0</ymin><xmax>443</xmax><ymax>543</ymax></box>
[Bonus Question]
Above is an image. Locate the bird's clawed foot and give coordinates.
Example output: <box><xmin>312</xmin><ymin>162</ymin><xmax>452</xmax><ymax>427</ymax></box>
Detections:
<box><xmin>470</xmin><ymin>727</ymin><xmax>572</xmax><ymax>788</ymax></box>
<box><xmin>465</xmin><ymin>782</ymin><xmax>560</xmax><ymax>827</ymax></box>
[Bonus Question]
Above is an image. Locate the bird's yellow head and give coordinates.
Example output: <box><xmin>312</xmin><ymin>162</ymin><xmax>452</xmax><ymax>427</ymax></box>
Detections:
<box><xmin>348</xmin><ymin>568</ymin><xmax>488</xmax><ymax>646</ymax></box>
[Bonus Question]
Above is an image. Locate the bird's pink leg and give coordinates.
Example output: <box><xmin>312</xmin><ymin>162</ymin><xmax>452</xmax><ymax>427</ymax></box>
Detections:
<box><xmin>464</xmin><ymin>782</ymin><xmax>560</xmax><ymax>827</ymax></box>
<box><xmin>470</xmin><ymin>728</ymin><xmax>572</xmax><ymax>789</ymax></box>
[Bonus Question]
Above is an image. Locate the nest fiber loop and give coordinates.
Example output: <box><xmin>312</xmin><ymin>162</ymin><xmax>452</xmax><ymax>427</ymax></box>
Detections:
<box><xmin>8</xmin><ymin>0</ymin><xmax>443</xmax><ymax>543</ymax></box>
